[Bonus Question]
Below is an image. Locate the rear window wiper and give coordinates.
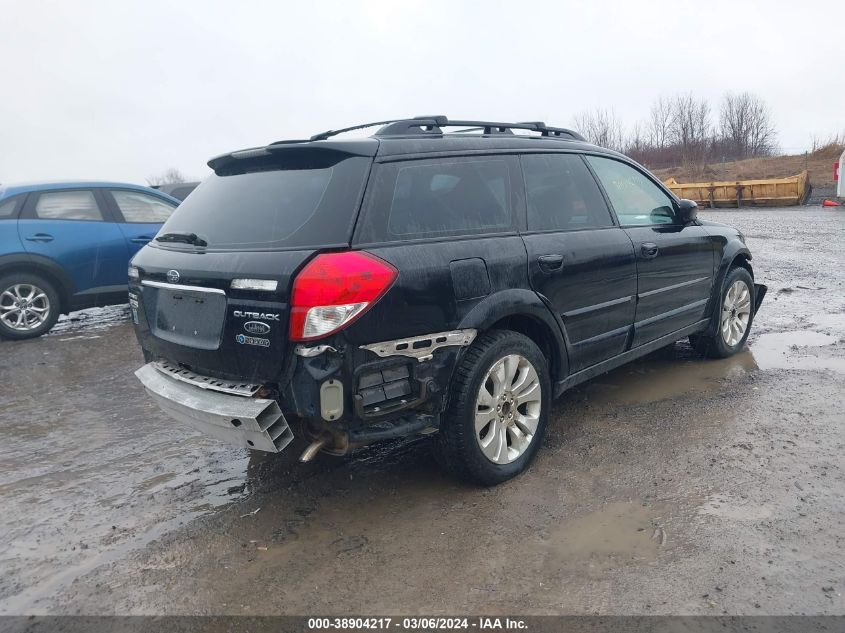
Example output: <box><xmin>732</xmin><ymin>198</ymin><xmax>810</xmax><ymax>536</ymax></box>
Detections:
<box><xmin>155</xmin><ymin>232</ymin><xmax>207</xmax><ymax>247</ymax></box>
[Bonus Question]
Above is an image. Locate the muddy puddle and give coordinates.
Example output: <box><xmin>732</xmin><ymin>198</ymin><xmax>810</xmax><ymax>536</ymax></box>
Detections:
<box><xmin>576</xmin><ymin>345</ymin><xmax>758</xmax><ymax>406</ymax></box>
<box><xmin>544</xmin><ymin>501</ymin><xmax>669</xmax><ymax>567</ymax></box>
<box><xmin>573</xmin><ymin>311</ymin><xmax>844</xmax><ymax>408</ymax></box>
<box><xmin>750</xmin><ymin>330</ymin><xmax>845</xmax><ymax>373</ymax></box>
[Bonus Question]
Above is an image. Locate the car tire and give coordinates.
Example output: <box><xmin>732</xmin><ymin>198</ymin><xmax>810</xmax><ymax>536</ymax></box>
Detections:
<box><xmin>690</xmin><ymin>266</ymin><xmax>755</xmax><ymax>359</ymax></box>
<box><xmin>434</xmin><ymin>330</ymin><xmax>551</xmax><ymax>486</ymax></box>
<box><xmin>0</xmin><ymin>272</ymin><xmax>61</xmax><ymax>340</ymax></box>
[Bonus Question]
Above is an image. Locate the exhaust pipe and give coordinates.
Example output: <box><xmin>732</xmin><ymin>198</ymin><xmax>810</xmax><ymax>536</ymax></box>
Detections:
<box><xmin>299</xmin><ymin>438</ymin><xmax>329</xmax><ymax>462</ymax></box>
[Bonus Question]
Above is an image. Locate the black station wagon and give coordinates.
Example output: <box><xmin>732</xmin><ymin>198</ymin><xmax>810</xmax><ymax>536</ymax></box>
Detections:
<box><xmin>131</xmin><ymin>116</ymin><xmax>766</xmax><ymax>484</ymax></box>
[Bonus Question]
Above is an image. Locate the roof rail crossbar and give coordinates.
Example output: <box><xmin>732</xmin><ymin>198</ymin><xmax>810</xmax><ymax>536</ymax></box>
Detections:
<box><xmin>451</xmin><ymin>126</ymin><xmax>515</xmax><ymax>136</ymax></box>
<box><xmin>305</xmin><ymin>117</ymin><xmax>586</xmax><ymax>142</ymax></box>
<box><xmin>448</xmin><ymin>120</ymin><xmax>584</xmax><ymax>141</ymax></box>
<box><xmin>375</xmin><ymin>117</ymin><xmax>586</xmax><ymax>141</ymax></box>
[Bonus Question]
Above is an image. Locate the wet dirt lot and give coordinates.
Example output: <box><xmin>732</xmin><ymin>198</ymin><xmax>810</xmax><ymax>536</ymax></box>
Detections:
<box><xmin>1</xmin><ymin>207</ymin><xmax>843</xmax><ymax>616</ymax></box>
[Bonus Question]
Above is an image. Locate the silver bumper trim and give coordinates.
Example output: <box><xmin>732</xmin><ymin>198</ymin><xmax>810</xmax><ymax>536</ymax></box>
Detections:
<box><xmin>141</xmin><ymin>280</ymin><xmax>226</xmax><ymax>295</ymax></box>
<box><xmin>360</xmin><ymin>329</ymin><xmax>477</xmax><ymax>362</ymax></box>
<box><xmin>135</xmin><ymin>363</ymin><xmax>294</xmax><ymax>453</ymax></box>
<box><xmin>151</xmin><ymin>360</ymin><xmax>262</xmax><ymax>397</ymax></box>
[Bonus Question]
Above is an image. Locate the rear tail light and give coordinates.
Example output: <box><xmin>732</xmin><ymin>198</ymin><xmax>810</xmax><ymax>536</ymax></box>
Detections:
<box><xmin>289</xmin><ymin>251</ymin><xmax>397</xmax><ymax>341</ymax></box>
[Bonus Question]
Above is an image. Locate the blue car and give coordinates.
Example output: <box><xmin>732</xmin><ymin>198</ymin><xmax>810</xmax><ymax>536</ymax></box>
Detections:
<box><xmin>0</xmin><ymin>181</ymin><xmax>180</xmax><ymax>339</ymax></box>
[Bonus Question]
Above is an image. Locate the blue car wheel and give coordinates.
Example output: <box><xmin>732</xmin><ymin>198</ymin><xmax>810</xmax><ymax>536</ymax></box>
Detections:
<box><xmin>0</xmin><ymin>272</ymin><xmax>61</xmax><ymax>340</ymax></box>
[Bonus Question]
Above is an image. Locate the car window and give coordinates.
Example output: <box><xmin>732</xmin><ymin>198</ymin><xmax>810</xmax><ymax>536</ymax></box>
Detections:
<box><xmin>586</xmin><ymin>156</ymin><xmax>676</xmax><ymax>226</ymax></box>
<box><xmin>0</xmin><ymin>197</ymin><xmax>19</xmax><ymax>218</ymax></box>
<box><xmin>112</xmin><ymin>190</ymin><xmax>177</xmax><ymax>223</ymax></box>
<box><xmin>385</xmin><ymin>158</ymin><xmax>512</xmax><ymax>237</ymax></box>
<box><xmin>34</xmin><ymin>190</ymin><xmax>103</xmax><ymax>221</ymax></box>
<box><xmin>160</xmin><ymin>156</ymin><xmax>370</xmax><ymax>251</ymax></box>
<box><xmin>522</xmin><ymin>154</ymin><xmax>614</xmax><ymax>231</ymax></box>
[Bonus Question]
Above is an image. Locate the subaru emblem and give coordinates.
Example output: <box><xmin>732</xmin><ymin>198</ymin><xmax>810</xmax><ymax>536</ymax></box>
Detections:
<box><xmin>244</xmin><ymin>321</ymin><xmax>271</xmax><ymax>335</ymax></box>
<box><xmin>166</xmin><ymin>270</ymin><xmax>181</xmax><ymax>284</ymax></box>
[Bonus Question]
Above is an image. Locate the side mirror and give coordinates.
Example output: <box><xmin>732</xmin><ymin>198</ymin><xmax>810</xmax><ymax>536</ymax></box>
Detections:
<box><xmin>677</xmin><ymin>199</ymin><xmax>698</xmax><ymax>223</ymax></box>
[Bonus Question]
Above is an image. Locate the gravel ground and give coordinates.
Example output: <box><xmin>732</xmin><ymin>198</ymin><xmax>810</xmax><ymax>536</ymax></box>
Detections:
<box><xmin>0</xmin><ymin>206</ymin><xmax>843</xmax><ymax>615</ymax></box>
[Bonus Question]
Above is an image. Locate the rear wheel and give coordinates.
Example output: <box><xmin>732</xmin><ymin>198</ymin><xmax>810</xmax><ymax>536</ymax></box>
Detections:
<box><xmin>0</xmin><ymin>273</ymin><xmax>61</xmax><ymax>340</ymax></box>
<box><xmin>690</xmin><ymin>267</ymin><xmax>755</xmax><ymax>358</ymax></box>
<box><xmin>434</xmin><ymin>330</ymin><xmax>550</xmax><ymax>485</ymax></box>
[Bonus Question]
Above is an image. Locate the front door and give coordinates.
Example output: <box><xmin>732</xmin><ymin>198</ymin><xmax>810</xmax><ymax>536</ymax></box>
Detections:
<box><xmin>520</xmin><ymin>153</ymin><xmax>638</xmax><ymax>372</ymax></box>
<box><xmin>586</xmin><ymin>156</ymin><xmax>715</xmax><ymax>347</ymax></box>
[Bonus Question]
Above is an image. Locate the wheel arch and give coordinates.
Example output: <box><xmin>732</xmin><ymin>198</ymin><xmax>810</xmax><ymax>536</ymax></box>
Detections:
<box><xmin>703</xmin><ymin>244</ymin><xmax>754</xmax><ymax>336</ymax></box>
<box><xmin>0</xmin><ymin>253</ymin><xmax>74</xmax><ymax>313</ymax></box>
<box><xmin>730</xmin><ymin>251</ymin><xmax>753</xmax><ymax>278</ymax></box>
<box><xmin>456</xmin><ymin>289</ymin><xmax>569</xmax><ymax>383</ymax></box>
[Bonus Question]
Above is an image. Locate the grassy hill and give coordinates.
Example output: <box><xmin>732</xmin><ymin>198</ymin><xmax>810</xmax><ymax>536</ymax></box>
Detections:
<box><xmin>651</xmin><ymin>143</ymin><xmax>843</xmax><ymax>187</ymax></box>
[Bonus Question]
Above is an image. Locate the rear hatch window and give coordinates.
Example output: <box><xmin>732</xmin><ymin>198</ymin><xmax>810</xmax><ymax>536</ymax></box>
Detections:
<box><xmin>156</xmin><ymin>153</ymin><xmax>371</xmax><ymax>251</ymax></box>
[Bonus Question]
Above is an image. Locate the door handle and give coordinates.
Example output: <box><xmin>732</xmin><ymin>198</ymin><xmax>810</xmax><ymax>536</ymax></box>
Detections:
<box><xmin>131</xmin><ymin>236</ymin><xmax>154</xmax><ymax>243</ymax></box>
<box><xmin>25</xmin><ymin>233</ymin><xmax>54</xmax><ymax>243</ymax></box>
<box><xmin>640</xmin><ymin>242</ymin><xmax>659</xmax><ymax>259</ymax></box>
<box><xmin>538</xmin><ymin>254</ymin><xmax>564</xmax><ymax>271</ymax></box>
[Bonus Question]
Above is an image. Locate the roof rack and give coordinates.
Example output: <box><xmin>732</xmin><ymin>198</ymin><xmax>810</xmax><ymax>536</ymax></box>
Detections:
<box><xmin>308</xmin><ymin>116</ymin><xmax>585</xmax><ymax>142</ymax></box>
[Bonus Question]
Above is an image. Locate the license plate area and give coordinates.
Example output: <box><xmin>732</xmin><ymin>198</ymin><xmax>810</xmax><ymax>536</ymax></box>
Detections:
<box><xmin>142</xmin><ymin>283</ymin><xmax>227</xmax><ymax>350</ymax></box>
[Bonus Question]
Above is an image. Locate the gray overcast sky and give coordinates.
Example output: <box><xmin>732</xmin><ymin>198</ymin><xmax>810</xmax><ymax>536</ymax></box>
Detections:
<box><xmin>2</xmin><ymin>0</ymin><xmax>843</xmax><ymax>184</ymax></box>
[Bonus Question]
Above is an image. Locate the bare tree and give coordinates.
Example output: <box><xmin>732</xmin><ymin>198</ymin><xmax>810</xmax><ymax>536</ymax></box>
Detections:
<box><xmin>719</xmin><ymin>92</ymin><xmax>776</xmax><ymax>158</ymax></box>
<box><xmin>146</xmin><ymin>167</ymin><xmax>186</xmax><ymax>187</ymax></box>
<box><xmin>573</xmin><ymin>108</ymin><xmax>625</xmax><ymax>151</ymax></box>
<box><xmin>669</xmin><ymin>93</ymin><xmax>712</xmax><ymax>164</ymax></box>
<box><xmin>569</xmin><ymin>91</ymin><xmax>789</xmax><ymax>172</ymax></box>
<box><xmin>625</xmin><ymin>122</ymin><xmax>647</xmax><ymax>154</ymax></box>
<box><xmin>647</xmin><ymin>96</ymin><xmax>673</xmax><ymax>150</ymax></box>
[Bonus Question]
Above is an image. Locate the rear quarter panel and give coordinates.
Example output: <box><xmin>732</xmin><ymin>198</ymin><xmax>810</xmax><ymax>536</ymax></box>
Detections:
<box><xmin>344</xmin><ymin>235</ymin><xmax>529</xmax><ymax>344</ymax></box>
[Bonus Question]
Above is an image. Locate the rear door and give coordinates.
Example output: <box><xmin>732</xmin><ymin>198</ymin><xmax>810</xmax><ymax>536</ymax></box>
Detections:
<box><xmin>586</xmin><ymin>156</ymin><xmax>715</xmax><ymax>347</ymax></box>
<box><xmin>0</xmin><ymin>195</ymin><xmax>26</xmax><ymax>254</ymax></box>
<box><xmin>18</xmin><ymin>188</ymin><xmax>129</xmax><ymax>295</ymax></box>
<box><xmin>351</xmin><ymin>154</ymin><xmax>525</xmax><ymax>343</ymax></box>
<box><xmin>520</xmin><ymin>153</ymin><xmax>637</xmax><ymax>372</ymax></box>
<box><xmin>103</xmin><ymin>188</ymin><xmax>178</xmax><ymax>257</ymax></box>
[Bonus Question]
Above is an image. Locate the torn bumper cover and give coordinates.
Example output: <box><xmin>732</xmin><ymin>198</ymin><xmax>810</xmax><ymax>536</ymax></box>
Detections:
<box><xmin>135</xmin><ymin>363</ymin><xmax>294</xmax><ymax>453</ymax></box>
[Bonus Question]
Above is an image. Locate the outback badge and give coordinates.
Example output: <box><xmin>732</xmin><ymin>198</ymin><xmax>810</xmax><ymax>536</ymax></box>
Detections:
<box><xmin>236</xmin><ymin>333</ymin><xmax>270</xmax><ymax>347</ymax></box>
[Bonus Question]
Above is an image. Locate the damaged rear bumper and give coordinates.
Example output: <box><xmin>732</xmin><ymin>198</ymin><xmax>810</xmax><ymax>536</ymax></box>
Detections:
<box><xmin>135</xmin><ymin>362</ymin><xmax>294</xmax><ymax>453</ymax></box>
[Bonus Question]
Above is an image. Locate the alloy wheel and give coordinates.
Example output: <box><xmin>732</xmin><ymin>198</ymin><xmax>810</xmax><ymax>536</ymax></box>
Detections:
<box><xmin>474</xmin><ymin>354</ymin><xmax>542</xmax><ymax>464</ymax></box>
<box><xmin>721</xmin><ymin>279</ymin><xmax>752</xmax><ymax>347</ymax></box>
<box><xmin>0</xmin><ymin>283</ymin><xmax>52</xmax><ymax>332</ymax></box>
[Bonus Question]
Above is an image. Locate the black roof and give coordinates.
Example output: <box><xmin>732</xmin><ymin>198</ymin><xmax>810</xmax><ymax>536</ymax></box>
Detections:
<box><xmin>208</xmin><ymin>116</ymin><xmax>614</xmax><ymax>173</ymax></box>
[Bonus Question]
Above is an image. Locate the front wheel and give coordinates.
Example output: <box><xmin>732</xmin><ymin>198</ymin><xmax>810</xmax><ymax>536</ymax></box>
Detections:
<box><xmin>434</xmin><ymin>330</ymin><xmax>551</xmax><ymax>485</ymax></box>
<box><xmin>690</xmin><ymin>266</ymin><xmax>755</xmax><ymax>358</ymax></box>
<box><xmin>0</xmin><ymin>273</ymin><xmax>61</xmax><ymax>340</ymax></box>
